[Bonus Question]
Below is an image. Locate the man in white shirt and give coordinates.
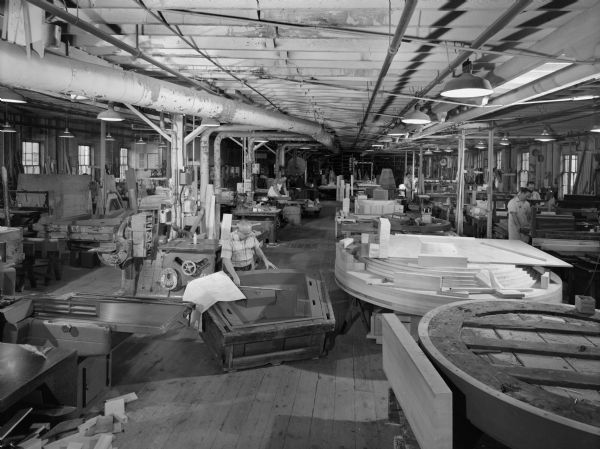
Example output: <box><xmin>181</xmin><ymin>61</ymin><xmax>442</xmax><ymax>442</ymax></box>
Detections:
<box><xmin>507</xmin><ymin>187</ymin><xmax>532</xmax><ymax>241</ymax></box>
<box><xmin>221</xmin><ymin>220</ymin><xmax>277</xmax><ymax>285</ymax></box>
<box><xmin>527</xmin><ymin>182</ymin><xmax>541</xmax><ymax>201</ymax></box>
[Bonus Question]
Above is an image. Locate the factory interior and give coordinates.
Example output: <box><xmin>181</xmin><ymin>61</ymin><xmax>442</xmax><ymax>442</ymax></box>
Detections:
<box><xmin>0</xmin><ymin>1</ymin><xmax>599</xmax><ymax>448</ymax></box>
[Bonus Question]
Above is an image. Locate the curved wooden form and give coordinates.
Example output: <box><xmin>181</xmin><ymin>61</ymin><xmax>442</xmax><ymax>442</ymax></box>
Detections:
<box><xmin>335</xmin><ymin>240</ymin><xmax>564</xmax><ymax>316</ymax></box>
<box><xmin>419</xmin><ymin>300</ymin><xmax>600</xmax><ymax>449</ymax></box>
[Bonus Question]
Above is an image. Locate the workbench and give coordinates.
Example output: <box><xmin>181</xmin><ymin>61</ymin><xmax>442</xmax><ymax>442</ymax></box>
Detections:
<box><xmin>232</xmin><ymin>208</ymin><xmax>281</xmax><ymax>243</ymax></box>
<box><xmin>0</xmin><ymin>342</ymin><xmax>77</xmax><ymax>412</ymax></box>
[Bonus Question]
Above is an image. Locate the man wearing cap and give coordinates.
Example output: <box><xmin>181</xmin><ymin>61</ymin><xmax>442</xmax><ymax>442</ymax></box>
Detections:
<box><xmin>221</xmin><ymin>220</ymin><xmax>277</xmax><ymax>285</ymax></box>
<box><xmin>507</xmin><ymin>187</ymin><xmax>532</xmax><ymax>241</ymax></box>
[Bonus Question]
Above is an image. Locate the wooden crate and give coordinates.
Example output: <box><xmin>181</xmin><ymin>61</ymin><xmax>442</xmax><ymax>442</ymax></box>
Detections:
<box><xmin>202</xmin><ymin>270</ymin><xmax>335</xmax><ymax>371</ymax></box>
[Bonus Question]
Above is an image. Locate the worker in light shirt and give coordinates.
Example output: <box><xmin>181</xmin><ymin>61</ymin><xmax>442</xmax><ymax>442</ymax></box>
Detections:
<box><xmin>221</xmin><ymin>220</ymin><xmax>277</xmax><ymax>285</ymax></box>
<box><xmin>507</xmin><ymin>187</ymin><xmax>532</xmax><ymax>241</ymax></box>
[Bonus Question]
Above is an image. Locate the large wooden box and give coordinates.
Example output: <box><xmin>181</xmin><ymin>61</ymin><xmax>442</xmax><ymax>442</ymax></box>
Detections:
<box><xmin>202</xmin><ymin>270</ymin><xmax>335</xmax><ymax>371</ymax></box>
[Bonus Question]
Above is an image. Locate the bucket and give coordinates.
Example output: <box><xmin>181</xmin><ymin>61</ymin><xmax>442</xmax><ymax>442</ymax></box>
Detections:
<box><xmin>283</xmin><ymin>205</ymin><xmax>301</xmax><ymax>225</ymax></box>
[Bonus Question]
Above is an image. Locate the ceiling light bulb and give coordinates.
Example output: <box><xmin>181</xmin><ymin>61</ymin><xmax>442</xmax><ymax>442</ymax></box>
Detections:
<box><xmin>424</xmin><ymin>148</ymin><xmax>433</xmax><ymax>155</ymax></box>
<box><xmin>401</xmin><ymin>107</ymin><xmax>431</xmax><ymax>125</ymax></box>
<box><xmin>97</xmin><ymin>103</ymin><xmax>125</xmax><ymax>122</ymax></box>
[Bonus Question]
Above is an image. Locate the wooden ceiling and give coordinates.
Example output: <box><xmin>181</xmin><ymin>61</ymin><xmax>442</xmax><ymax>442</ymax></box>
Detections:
<box><xmin>2</xmin><ymin>0</ymin><xmax>599</xmax><ymax>152</ymax></box>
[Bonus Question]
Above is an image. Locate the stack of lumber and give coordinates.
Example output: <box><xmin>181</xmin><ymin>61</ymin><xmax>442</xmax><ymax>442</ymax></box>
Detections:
<box><xmin>7</xmin><ymin>393</ymin><xmax>137</xmax><ymax>449</ymax></box>
<box><xmin>530</xmin><ymin>213</ymin><xmax>575</xmax><ymax>237</ymax></box>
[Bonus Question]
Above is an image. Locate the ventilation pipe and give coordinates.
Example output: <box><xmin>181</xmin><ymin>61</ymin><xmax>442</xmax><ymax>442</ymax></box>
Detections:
<box><xmin>0</xmin><ymin>41</ymin><xmax>335</xmax><ymax>149</ymax></box>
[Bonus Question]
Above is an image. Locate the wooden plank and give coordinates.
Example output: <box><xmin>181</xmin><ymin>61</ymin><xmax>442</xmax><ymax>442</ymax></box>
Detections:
<box><xmin>492</xmin><ymin>364</ymin><xmax>600</xmax><ymax>389</ymax></box>
<box><xmin>461</xmin><ymin>331</ymin><xmax>600</xmax><ymax>360</ymax></box>
<box><xmin>393</xmin><ymin>272</ymin><xmax>442</xmax><ymax>290</ymax></box>
<box><xmin>382</xmin><ymin>314</ymin><xmax>452</xmax><ymax>449</ymax></box>
<box><xmin>463</xmin><ymin>316</ymin><xmax>600</xmax><ymax>336</ymax></box>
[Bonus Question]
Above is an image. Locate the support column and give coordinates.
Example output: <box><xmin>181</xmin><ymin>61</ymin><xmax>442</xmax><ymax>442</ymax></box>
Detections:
<box><xmin>411</xmin><ymin>150</ymin><xmax>415</xmax><ymax>201</ymax></box>
<box><xmin>487</xmin><ymin>127</ymin><xmax>494</xmax><ymax>238</ymax></box>
<box><xmin>456</xmin><ymin>130</ymin><xmax>466</xmax><ymax>235</ymax></box>
<box><xmin>214</xmin><ymin>134</ymin><xmax>221</xmax><ymax>191</ymax></box>
<box><xmin>97</xmin><ymin>120</ymin><xmax>106</xmax><ymax>216</ymax></box>
<box><xmin>171</xmin><ymin>114</ymin><xmax>185</xmax><ymax>229</ymax></box>
<box><xmin>418</xmin><ymin>146</ymin><xmax>424</xmax><ymax>198</ymax></box>
<box><xmin>199</xmin><ymin>124</ymin><xmax>210</xmax><ymax>203</ymax></box>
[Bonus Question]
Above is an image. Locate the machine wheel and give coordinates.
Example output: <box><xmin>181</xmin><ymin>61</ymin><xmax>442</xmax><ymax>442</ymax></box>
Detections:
<box><xmin>160</xmin><ymin>267</ymin><xmax>182</xmax><ymax>291</ymax></box>
<box><xmin>181</xmin><ymin>260</ymin><xmax>197</xmax><ymax>277</ymax></box>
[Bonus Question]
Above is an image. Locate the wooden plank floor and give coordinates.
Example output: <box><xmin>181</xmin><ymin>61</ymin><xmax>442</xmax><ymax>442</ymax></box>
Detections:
<box><xmin>39</xmin><ymin>202</ymin><xmax>506</xmax><ymax>449</ymax></box>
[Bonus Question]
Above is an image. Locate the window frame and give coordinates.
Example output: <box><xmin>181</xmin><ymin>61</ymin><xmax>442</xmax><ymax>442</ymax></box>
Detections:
<box><xmin>21</xmin><ymin>141</ymin><xmax>41</xmax><ymax>174</ymax></box>
<box><xmin>78</xmin><ymin>145</ymin><xmax>92</xmax><ymax>175</ymax></box>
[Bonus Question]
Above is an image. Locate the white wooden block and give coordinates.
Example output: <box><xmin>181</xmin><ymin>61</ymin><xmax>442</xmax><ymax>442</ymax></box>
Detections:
<box><xmin>93</xmin><ymin>434</ymin><xmax>113</xmax><ymax>449</ymax></box>
<box><xmin>77</xmin><ymin>417</ymin><xmax>98</xmax><ymax>435</ymax></box>
<box><xmin>418</xmin><ymin>255</ymin><xmax>468</xmax><ymax>268</ymax></box>
<box><xmin>104</xmin><ymin>398</ymin><xmax>125</xmax><ymax>418</ymax></box>
<box><xmin>220</xmin><ymin>214</ymin><xmax>232</xmax><ymax>241</ymax></box>
<box><xmin>342</xmin><ymin>197</ymin><xmax>350</xmax><ymax>214</ymax></box>
<box><xmin>368</xmin><ymin>243</ymin><xmax>380</xmax><ymax>258</ymax></box>
<box><xmin>540</xmin><ymin>272</ymin><xmax>550</xmax><ymax>289</ymax></box>
<box><xmin>382</xmin><ymin>314</ymin><xmax>452</xmax><ymax>449</ymax></box>
<box><xmin>108</xmin><ymin>392</ymin><xmax>138</xmax><ymax>404</ymax></box>
<box><xmin>361</xmin><ymin>233</ymin><xmax>370</xmax><ymax>244</ymax></box>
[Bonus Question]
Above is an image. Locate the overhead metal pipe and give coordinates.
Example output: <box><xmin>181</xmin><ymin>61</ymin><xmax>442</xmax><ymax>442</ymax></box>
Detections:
<box><xmin>0</xmin><ymin>41</ymin><xmax>335</xmax><ymax>149</ymax></box>
<box><xmin>397</xmin><ymin>0</ymin><xmax>533</xmax><ymax>120</ymax></box>
<box><xmin>22</xmin><ymin>0</ymin><xmax>216</xmax><ymax>94</ymax></box>
<box><xmin>353</xmin><ymin>0</ymin><xmax>417</xmax><ymax>147</ymax></box>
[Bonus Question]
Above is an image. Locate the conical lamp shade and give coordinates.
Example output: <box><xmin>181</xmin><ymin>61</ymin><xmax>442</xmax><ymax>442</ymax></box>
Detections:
<box><xmin>1</xmin><ymin>121</ymin><xmax>16</xmax><ymax>133</ymax></box>
<box><xmin>59</xmin><ymin>127</ymin><xmax>75</xmax><ymax>138</ymax></box>
<box><xmin>441</xmin><ymin>72</ymin><xmax>493</xmax><ymax>98</ymax></box>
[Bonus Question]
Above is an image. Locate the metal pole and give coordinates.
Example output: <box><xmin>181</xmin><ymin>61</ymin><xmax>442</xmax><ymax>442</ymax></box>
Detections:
<box><xmin>411</xmin><ymin>150</ymin><xmax>415</xmax><ymax>202</ymax></box>
<box><xmin>456</xmin><ymin>130</ymin><xmax>466</xmax><ymax>235</ymax></box>
<box><xmin>487</xmin><ymin>127</ymin><xmax>494</xmax><ymax>238</ymax></box>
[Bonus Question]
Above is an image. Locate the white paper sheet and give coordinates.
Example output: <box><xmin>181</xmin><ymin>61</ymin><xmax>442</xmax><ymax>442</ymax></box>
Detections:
<box><xmin>182</xmin><ymin>271</ymin><xmax>246</xmax><ymax>313</ymax></box>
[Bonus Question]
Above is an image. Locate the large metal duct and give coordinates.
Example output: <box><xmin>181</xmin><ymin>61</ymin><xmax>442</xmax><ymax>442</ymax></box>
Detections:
<box><xmin>0</xmin><ymin>41</ymin><xmax>335</xmax><ymax>149</ymax></box>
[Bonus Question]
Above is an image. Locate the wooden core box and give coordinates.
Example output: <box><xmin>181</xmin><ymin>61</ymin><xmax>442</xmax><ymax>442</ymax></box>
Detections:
<box><xmin>202</xmin><ymin>270</ymin><xmax>335</xmax><ymax>371</ymax></box>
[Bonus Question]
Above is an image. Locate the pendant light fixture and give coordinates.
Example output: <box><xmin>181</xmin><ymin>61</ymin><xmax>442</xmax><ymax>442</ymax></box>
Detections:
<box><xmin>387</xmin><ymin>125</ymin><xmax>405</xmax><ymax>136</ymax></box>
<box><xmin>0</xmin><ymin>86</ymin><xmax>27</xmax><ymax>104</ymax></box>
<box><xmin>499</xmin><ymin>133</ymin><xmax>510</xmax><ymax>146</ymax></box>
<box><xmin>97</xmin><ymin>102</ymin><xmax>125</xmax><ymax>122</ymax></box>
<box><xmin>105</xmin><ymin>132</ymin><xmax>115</xmax><ymax>142</ymax></box>
<box><xmin>440</xmin><ymin>59</ymin><xmax>494</xmax><ymax>98</ymax></box>
<box><xmin>475</xmin><ymin>140</ymin><xmax>486</xmax><ymax>149</ymax></box>
<box><xmin>201</xmin><ymin>117</ymin><xmax>220</xmax><ymax>127</ymax></box>
<box><xmin>401</xmin><ymin>106</ymin><xmax>431</xmax><ymax>125</ymax></box>
<box><xmin>591</xmin><ymin>123</ymin><xmax>600</xmax><ymax>133</ymax></box>
<box><xmin>1</xmin><ymin>103</ymin><xmax>16</xmax><ymax>133</ymax></box>
<box><xmin>135</xmin><ymin>135</ymin><xmax>146</xmax><ymax>145</ymax></box>
<box><xmin>59</xmin><ymin>110</ymin><xmax>75</xmax><ymax>139</ymax></box>
<box><xmin>534</xmin><ymin>125</ymin><xmax>556</xmax><ymax>142</ymax></box>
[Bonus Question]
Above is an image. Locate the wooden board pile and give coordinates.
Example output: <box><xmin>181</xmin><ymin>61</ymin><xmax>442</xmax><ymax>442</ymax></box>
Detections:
<box><xmin>12</xmin><ymin>393</ymin><xmax>137</xmax><ymax>449</ymax></box>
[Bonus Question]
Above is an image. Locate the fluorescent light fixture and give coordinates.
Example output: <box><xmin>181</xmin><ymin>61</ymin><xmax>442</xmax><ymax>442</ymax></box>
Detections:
<box><xmin>371</xmin><ymin>144</ymin><xmax>384</xmax><ymax>148</ymax></box>
<box><xmin>0</xmin><ymin>86</ymin><xmax>26</xmax><ymax>103</ymax></box>
<box><xmin>494</xmin><ymin>62</ymin><xmax>572</xmax><ymax>96</ymax></box>
<box><xmin>440</xmin><ymin>60</ymin><xmax>493</xmax><ymax>98</ymax></box>
<box><xmin>475</xmin><ymin>140</ymin><xmax>486</xmax><ymax>149</ymax></box>
<box><xmin>105</xmin><ymin>132</ymin><xmax>115</xmax><ymax>142</ymax></box>
<box><xmin>1</xmin><ymin>121</ymin><xmax>16</xmax><ymax>133</ymax></box>
<box><xmin>59</xmin><ymin>128</ymin><xmax>75</xmax><ymax>138</ymax></box>
<box><xmin>202</xmin><ymin>117</ymin><xmax>220</xmax><ymax>127</ymax></box>
<box><xmin>97</xmin><ymin>103</ymin><xmax>125</xmax><ymax>122</ymax></box>
<box><xmin>401</xmin><ymin>107</ymin><xmax>431</xmax><ymax>125</ymax></box>
<box><xmin>535</xmin><ymin>126</ymin><xmax>556</xmax><ymax>142</ymax></box>
<box><xmin>299</xmin><ymin>146</ymin><xmax>311</xmax><ymax>150</ymax></box>
<box><xmin>499</xmin><ymin>134</ymin><xmax>510</xmax><ymax>146</ymax></box>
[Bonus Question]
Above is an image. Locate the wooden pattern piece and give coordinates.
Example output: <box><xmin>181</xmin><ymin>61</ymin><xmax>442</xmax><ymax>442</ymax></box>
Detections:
<box><xmin>382</xmin><ymin>314</ymin><xmax>452</xmax><ymax>449</ymax></box>
<box><xmin>419</xmin><ymin>300</ymin><xmax>600</xmax><ymax>449</ymax></box>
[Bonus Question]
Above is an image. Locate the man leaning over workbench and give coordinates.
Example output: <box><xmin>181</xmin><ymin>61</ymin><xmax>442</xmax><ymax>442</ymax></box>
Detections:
<box><xmin>507</xmin><ymin>187</ymin><xmax>532</xmax><ymax>242</ymax></box>
<box><xmin>221</xmin><ymin>220</ymin><xmax>277</xmax><ymax>285</ymax></box>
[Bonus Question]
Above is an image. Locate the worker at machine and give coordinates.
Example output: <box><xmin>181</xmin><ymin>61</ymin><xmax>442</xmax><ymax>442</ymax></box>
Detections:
<box><xmin>527</xmin><ymin>181</ymin><xmax>541</xmax><ymax>201</ymax></box>
<box><xmin>267</xmin><ymin>175</ymin><xmax>288</xmax><ymax>198</ymax></box>
<box><xmin>507</xmin><ymin>187</ymin><xmax>532</xmax><ymax>241</ymax></box>
<box><xmin>221</xmin><ymin>220</ymin><xmax>277</xmax><ymax>285</ymax></box>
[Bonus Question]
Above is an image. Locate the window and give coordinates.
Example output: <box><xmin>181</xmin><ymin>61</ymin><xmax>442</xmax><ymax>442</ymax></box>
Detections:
<box><xmin>496</xmin><ymin>150</ymin><xmax>502</xmax><ymax>170</ymax></box>
<box><xmin>561</xmin><ymin>153</ymin><xmax>578</xmax><ymax>197</ymax></box>
<box><xmin>519</xmin><ymin>152</ymin><xmax>530</xmax><ymax>187</ymax></box>
<box><xmin>119</xmin><ymin>148</ymin><xmax>128</xmax><ymax>179</ymax></box>
<box><xmin>78</xmin><ymin>145</ymin><xmax>92</xmax><ymax>175</ymax></box>
<box><xmin>22</xmin><ymin>142</ymin><xmax>40</xmax><ymax>174</ymax></box>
